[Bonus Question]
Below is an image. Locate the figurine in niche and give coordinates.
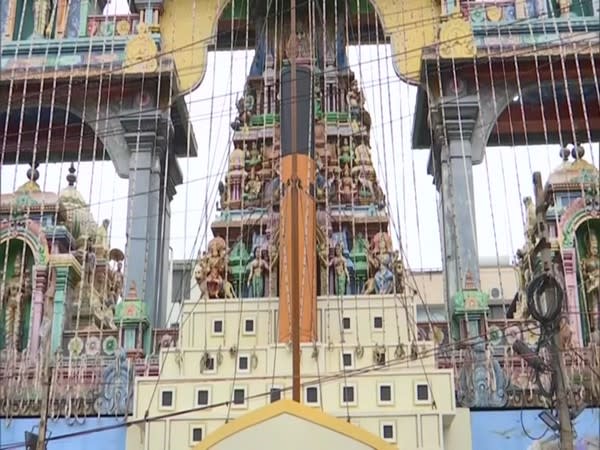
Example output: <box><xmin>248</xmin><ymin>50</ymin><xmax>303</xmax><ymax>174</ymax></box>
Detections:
<box><xmin>329</xmin><ymin>242</ymin><xmax>350</xmax><ymax>296</ymax></box>
<box><xmin>218</xmin><ymin>180</ymin><xmax>227</xmax><ymax>209</ymax></box>
<box><xmin>111</xmin><ymin>261</ymin><xmax>124</xmax><ymax>304</ymax></box>
<box><xmin>230</xmin><ymin>94</ymin><xmax>255</xmax><ymax>130</ymax></box>
<box><xmin>338</xmin><ymin>138</ymin><xmax>353</xmax><ymax>166</ymax></box>
<box><xmin>365</xmin><ymin>234</ymin><xmax>395</xmax><ymax>295</ymax></box>
<box><xmin>246</xmin><ymin>142</ymin><xmax>262</xmax><ymax>169</ymax></box>
<box><xmin>340</xmin><ymin>165</ymin><xmax>355</xmax><ymax>203</ymax></box>
<box><xmin>357</xmin><ymin>169</ymin><xmax>376</xmax><ymax>202</ymax></box>
<box><xmin>244</xmin><ymin>169</ymin><xmax>262</xmax><ymax>202</ymax></box>
<box><xmin>354</xmin><ymin>141</ymin><xmax>372</xmax><ymax>167</ymax></box>
<box><xmin>205</xmin><ymin>240</ymin><xmax>227</xmax><ymax>298</ymax></box>
<box><xmin>94</xmin><ymin>219</ymin><xmax>110</xmax><ymax>258</ymax></box>
<box><xmin>3</xmin><ymin>255</ymin><xmax>32</xmax><ymax>350</ymax></box>
<box><xmin>84</xmin><ymin>240</ymin><xmax>97</xmax><ymax>286</ymax></box>
<box><xmin>581</xmin><ymin>231</ymin><xmax>600</xmax><ymax>331</ymax></box>
<box><xmin>247</xmin><ymin>247</ymin><xmax>269</xmax><ymax>298</ymax></box>
<box><xmin>346</xmin><ymin>79</ymin><xmax>371</xmax><ymax>132</ymax></box>
<box><xmin>194</xmin><ymin>251</ymin><xmax>210</xmax><ymax>299</ymax></box>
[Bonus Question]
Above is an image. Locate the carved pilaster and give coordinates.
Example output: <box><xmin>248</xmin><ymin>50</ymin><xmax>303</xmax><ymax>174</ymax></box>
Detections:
<box><xmin>28</xmin><ymin>267</ymin><xmax>47</xmax><ymax>356</ymax></box>
<box><xmin>50</xmin><ymin>266</ymin><xmax>70</xmax><ymax>353</ymax></box>
<box><xmin>562</xmin><ymin>249</ymin><xmax>583</xmax><ymax>345</ymax></box>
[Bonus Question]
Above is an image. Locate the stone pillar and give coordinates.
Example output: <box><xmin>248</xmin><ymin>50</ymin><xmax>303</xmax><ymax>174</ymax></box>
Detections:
<box><xmin>28</xmin><ymin>268</ymin><xmax>47</xmax><ymax>356</ymax></box>
<box><xmin>430</xmin><ymin>90</ymin><xmax>483</xmax><ymax>341</ymax></box>
<box><xmin>121</xmin><ymin>108</ymin><xmax>182</xmax><ymax>328</ymax></box>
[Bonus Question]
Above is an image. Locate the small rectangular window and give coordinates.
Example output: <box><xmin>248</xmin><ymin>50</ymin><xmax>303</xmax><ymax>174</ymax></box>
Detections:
<box><xmin>416</xmin><ymin>383</ymin><xmax>430</xmax><ymax>402</ymax></box>
<box><xmin>381</xmin><ymin>423</ymin><xmax>395</xmax><ymax>441</ymax></box>
<box><xmin>196</xmin><ymin>389</ymin><xmax>209</xmax><ymax>406</ymax></box>
<box><xmin>244</xmin><ymin>319</ymin><xmax>255</xmax><ymax>334</ymax></box>
<box><xmin>342</xmin><ymin>385</ymin><xmax>355</xmax><ymax>404</ymax></box>
<box><xmin>379</xmin><ymin>384</ymin><xmax>392</xmax><ymax>403</ymax></box>
<box><xmin>305</xmin><ymin>386</ymin><xmax>319</xmax><ymax>404</ymax></box>
<box><xmin>212</xmin><ymin>319</ymin><xmax>223</xmax><ymax>335</ymax></box>
<box><xmin>191</xmin><ymin>427</ymin><xmax>203</xmax><ymax>443</ymax></box>
<box><xmin>373</xmin><ymin>316</ymin><xmax>383</xmax><ymax>329</ymax></box>
<box><xmin>202</xmin><ymin>356</ymin><xmax>216</xmax><ymax>373</ymax></box>
<box><xmin>161</xmin><ymin>390</ymin><xmax>173</xmax><ymax>407</ymax></box>
<box><xmin>238</xmin><ymin>356</ymin><xmax>249</xmax><ymax>371</ymax></box>
<box><xmin>270</xmin><ymin>387</ymin><xmax>282</xmax><ymax>403</ymax></box>
<box><xmin>342</xmin><ymin>317</ymin><xmax>351</xmax><ymax>330</ymax></box>
<box><xmin>342</xmin><ymin>352</ymin><xmax>353</xmax><ymax>368</ymax></box>
<box><xmin>233</xmin><ymin>388</ymin><xmax>246</xmax><ymax>405</ymax></box>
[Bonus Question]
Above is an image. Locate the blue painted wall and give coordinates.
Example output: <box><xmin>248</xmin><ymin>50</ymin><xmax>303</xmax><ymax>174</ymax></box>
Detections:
<box><xmin>471</xmin><ymin>409</ymin><xmax>600</xmax><ymax>449</ymax></box>
<box><xmin>0</xmin><ymin>418</ymin><xmax>126</xmax><ymax>450</ymax></box>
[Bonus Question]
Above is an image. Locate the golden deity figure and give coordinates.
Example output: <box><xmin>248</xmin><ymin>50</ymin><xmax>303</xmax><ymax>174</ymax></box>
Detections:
<box><xmin>581</xmin><ymin>231</ymin><xmax>600</xmax><ymax>331</ymax></box>
<box><xmin>3</xmin><ymin>255</ymin><xmax>32</xmax><ymax>350</ymax></box>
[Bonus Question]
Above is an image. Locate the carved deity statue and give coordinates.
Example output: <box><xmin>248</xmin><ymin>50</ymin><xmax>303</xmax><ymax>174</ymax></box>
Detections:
<box><xmin>244</xmin><ymin>170</ymin><xmax>262</xmax><ymax>202</ymax></box>
<box><xmin>94</xmin><ymin>219</ymin><xmax>110</xmax><ymax>258</ymax></box>
<box><xmin>3</xmin><ymin>255</ymin><xmax>32</xmax><ymax>350</ymax></box>
<box><xmin>247</xmin><ymin>247</ymin><xmax>269</xmax><ymax>298</ymax></box>
<box><xmin>340</xmin><ymin>165</ymin><xmax>355</xmax><ymax>203</ymax></box>
<box><xmin>329</xmin><ymin>243</ymin><xmax>350</xmax><ymax>296</ymax></box>
<box><xmin>111</xmin><ymin>261</ymin><xmax>124</xmax><ymax>304</ymax></box>
<box><xmin>364</xmin><ymin>234</ymin><xmax>395</xmax><ymax>295</ymax></box>
<box><xmin>581</xmin><ymin>231</ymin><xmax>600</xmax><ymax>331</ymax></box>
<box><xmin>354</xmin><ymin>142</ymin><xmax>372</xmax><ymax>167</ymax></box>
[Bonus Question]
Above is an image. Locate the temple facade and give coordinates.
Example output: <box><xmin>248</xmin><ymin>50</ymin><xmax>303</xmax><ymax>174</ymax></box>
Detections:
<box><xmin>1</xmin><ymin>0</ymin><xmax>599</xmax><ymax>449</ymax></box>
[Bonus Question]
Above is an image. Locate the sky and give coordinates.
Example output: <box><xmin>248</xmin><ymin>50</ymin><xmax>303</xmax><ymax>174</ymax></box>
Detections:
<box><xmin>2</xmin><ymin>3</ymin><xmax>599</xmax><ymax>279</ymax></box>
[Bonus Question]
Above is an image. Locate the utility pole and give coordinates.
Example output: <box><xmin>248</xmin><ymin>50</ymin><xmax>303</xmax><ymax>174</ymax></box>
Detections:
<box><xmin>289</xmin><ymin>0</ymin><xmax>300</xmax><ymax>404</ymax></box>
<box><xmin>532</xmin><ymin>172</ymin><xmax>574</xmax><ymax>450</ymax></box>
<box><xmin>36</xmin><ymin>364</ymin><xmax>52</xmax><ymax>450</ymax></box>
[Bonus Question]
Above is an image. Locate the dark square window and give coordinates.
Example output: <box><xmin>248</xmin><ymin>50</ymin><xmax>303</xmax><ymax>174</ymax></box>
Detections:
<box><xmin>342</xmin><ymin>353</ymin><xmax>352</xmax><ymax>367</ymax></box>
<box><xmin>342</xmin><ymin>386</ymin><xmax>354</xmax><ymax>403</ymax></box>
<box><xmin>416</xmin><ymin>384</ymin><xmax>429</xmax><ymax>401</ymax></box>
<box><xmin>306</xmin><ymin>387</ymin><xmax>318</xmax><ymax>403</ymax></box>
<box><xmin>192</xmin><ymin>427</ymin><xmax>203</xmax><ymax>442</ymax></box>
<box><xmin>379</xmin><ymin>385</ymin><xmax>392</xmax><ymax>402</ymax></box>
<box><xmin>197</xmin><ymin>390</ymin><xmax>209</xmax><ymax>406</ymax></box>
<box><xmin>342</xmin><ymin>317</ymin><xmax>351</xmax><ymax>330</ymax></box>
<box><xmin>245</xmin><ymin>319</ymin><xmax>254</xmax><ymax>333</ymax></box>
<box><xmin>373</xmin><ymin>316</ymin><xmax>383</xmax><ymax>329</ymax></box>
<box><xmin>213</xmin><ymin>320</ymin><xmax>223</xmax><ymax>333</ymax></box>
<box><xmin>270</xmin><ymin>387</ymin><xmax>282</xmax><ymax>403</ymax></box>
<box><xmin>239</xmin><ymin>356</ymin><xmax>249</xmax><ymax>370</ymax></box>
<box><xmin>382</xmin><ymin>424</ymin><xmax>394</xmax><ymax>440</ymax></box>
<box><xmin>204</xmin><ymin>357</ymin><xmax>215</xmax><ymax>371</ymax></box>
<box><xmin>233</xmin><ymin>388</ymin><xmax>245</xmax><ymax>405</ymax></box>
<box><xmin>161</xmin><ymin>390</ymin><xmax>173</xmax><ymax>407</ymax></box>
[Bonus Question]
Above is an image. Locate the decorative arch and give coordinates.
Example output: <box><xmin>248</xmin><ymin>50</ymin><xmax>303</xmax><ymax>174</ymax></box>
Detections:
<box><xmin>559</xmin><ymin>198</ymin><xmax>600</xmax><ymax>248</ymax></box>
<box><xmin>161</xmin><ymin>0</ymin><xmax>441</xmax><ymax>93</ymax></box>
<box><xmin>0</xmin><ymin>95</ymin><xmax>130</xmax><ymax>178</ymax></box>
<box><xmin>192</xmin><ymin>399</ymin><xmax>396</xmax><ymax>450</ymax></box>
<box><xmin>0</xmin><ymin>221</ymin><xmax>49</xmax><ymax>265</ymax></box>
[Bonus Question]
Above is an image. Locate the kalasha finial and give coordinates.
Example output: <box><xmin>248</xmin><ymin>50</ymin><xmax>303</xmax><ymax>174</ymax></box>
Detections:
<box><xmin>125</xmin><ymin>281</ymin><xmax>138</xmax><ymax>300</ymax></box>
<box><xmin>464</xmin><ymin>271</ymin><xmax>476</xmax><ymax>290</ymax></box>
<box><xmin>559</xmin><ymin>147</ymin><xmax>570</xmax><ymax>161</ymax></box>
<box><xmin>571</xmin><ymin>145</ymin><xmax>585</xmax><ymax>160</ymax></box>
<box><xmin>26</xmin><ymin>162</ymin><xmax>40</xmax><ymax>182</ymax></box>
<box><xmin>66</xmin><ymin>162</ymin><xmax>77</xmax><ymax>186</ymax></box>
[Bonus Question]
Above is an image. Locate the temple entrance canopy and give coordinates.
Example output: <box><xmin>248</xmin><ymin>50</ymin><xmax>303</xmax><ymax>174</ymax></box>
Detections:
<box><xmin>192</xmin><ymin>400</ymin><xmax>396</xmax><ymax>450</ymax></box>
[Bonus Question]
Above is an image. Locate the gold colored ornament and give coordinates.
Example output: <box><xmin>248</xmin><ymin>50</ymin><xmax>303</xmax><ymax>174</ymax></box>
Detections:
<box><xmin>116</xmin><ymin>19</ymin><xmax>131</xmax><ymax>36</ymax></box>
<box><xmin>439</xmin><ymin>12</ymin><xmax>476</xmax><ymax>59</ymax></box>
<box><xmin>124</xmin><ymin>23</ymin><xmax>158</xmax><ymax>74</ymax></box>
<box><xmin>486</xmin><ymin>6</ymin><xmax>503</xmax><ymax>21</ymax></box>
